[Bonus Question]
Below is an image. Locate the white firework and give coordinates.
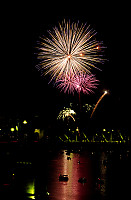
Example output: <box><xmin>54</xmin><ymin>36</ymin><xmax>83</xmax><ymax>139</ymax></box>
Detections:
<box><xmin>37</xmin><ymin>20</ymin><xmax>104</xmax><ymax>82</ymax></box>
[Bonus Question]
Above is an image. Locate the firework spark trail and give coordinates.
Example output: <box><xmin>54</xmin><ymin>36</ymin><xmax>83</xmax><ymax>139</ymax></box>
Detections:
<box><xmin>57</xmin><ymin>108</ymin><xmax>76</xmax><ymax>122</ymax></box>
<box><xmin>37</xmin><ymin>20</ymin><xmax>105</xmax><ymax>82</ymax></box>
<box><xmin>90</xmin><ymin>91</ymin><xmax>108</xmax><ymax>118</ymax></box>
<box><xmin>67</xmin><ymin>114</ymin><xmax>75</xmax><ymax>122</ymax></box>
<box><xmin>55</xmin><ymin>72</ymin><xmax>99</xmax><ymax>95</ymax></box>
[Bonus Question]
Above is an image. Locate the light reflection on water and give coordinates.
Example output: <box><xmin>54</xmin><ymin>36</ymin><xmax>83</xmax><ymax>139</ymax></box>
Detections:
<box><xmin>46</xmin><ymin>149</ymin><xmax>131</xmax><ymax>200</ymax></box>
<box><xmin>97</xmin><ymin>152</ymin><xmax>107</xmax><ymax>196</ymax></box>
<box><xmin>47</xmin><ymin>150</ymin><xmax>94</xmax><ymax>200</ymax></box>
<box><xmin>0</xmin><ymin>145</ymin><xmax>130</xmax><ymax>200</ymax></box>
<box><xmin>25</xmin><ymin>178</ymin><xmax>35</xmax><ymax>199</ymax></box>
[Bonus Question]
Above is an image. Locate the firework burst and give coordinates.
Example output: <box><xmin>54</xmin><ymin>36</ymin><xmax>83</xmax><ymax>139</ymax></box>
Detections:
<box><xmin>37</xmin><ymin>20</ymin><xmax>104</xmax><ymax>82</ymax></box>
<box><xmin>74</xmin><ymin>73</ymin><xmax>99</xmax><ymax>94</ymax></box>
<box><xmin>55</xmin><ymin>72</ymin><xmax>99</xmax><ymax>95</ymax></box>
<box><xmin>57</xmin><ymin>107</ymin><xmax>76</xmax><ymax>121</ymax></box>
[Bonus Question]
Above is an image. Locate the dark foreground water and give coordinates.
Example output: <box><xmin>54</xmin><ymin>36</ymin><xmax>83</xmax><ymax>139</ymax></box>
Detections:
<box><xmin>0</xmin><ymin>143</ymin><xmax>130</xmax><ymax>200</ymax></box>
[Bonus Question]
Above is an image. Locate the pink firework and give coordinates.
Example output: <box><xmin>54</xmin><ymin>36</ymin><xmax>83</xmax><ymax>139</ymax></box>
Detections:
<box><xmin>56</xmin><ymin>72</ymin><xmax>76</xmax><ymax>94</ymax></box>
<box><xmin>74</xmin><ymin>73</ymin><xmax>99</xmax><ymax>94</ymax></box>
<box><xmin>56</xmin><ymin>72</ymin><xmax>99</xmax><ymax>95</ymax></box>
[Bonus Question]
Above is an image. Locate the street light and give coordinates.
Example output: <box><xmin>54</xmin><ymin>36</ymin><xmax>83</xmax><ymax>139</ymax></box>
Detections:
<box><xmin>11</xmin><ymin>128</ymin><xmax>15</xmax><ymax>132</ymax></box>
<box><xmin>23</xmin><ymin>120</ymin><xmax>27</xmax><ymax>124</ymax></box>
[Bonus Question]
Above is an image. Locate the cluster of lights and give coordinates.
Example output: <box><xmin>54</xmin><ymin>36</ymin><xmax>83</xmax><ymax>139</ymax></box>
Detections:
<box><xmin>10</xmin><ymin>120</ymin><xmax>28</xmax><ymax>132</ymax></box>
<box><xmin>92</xmin><ymin>129</ymin><xmax>126</xmax><ymax>143</ymax></box>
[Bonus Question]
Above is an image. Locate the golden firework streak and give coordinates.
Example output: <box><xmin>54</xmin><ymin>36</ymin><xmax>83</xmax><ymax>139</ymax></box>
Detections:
<box><xmin>90</xmin><ymin>91</ymin><xmax>108</xmax><ymax>118</ymax></box>
<box><xmin>68</xmin><ymin>114</ymin><xmax>75</xmax><ymax>122</ymax></box>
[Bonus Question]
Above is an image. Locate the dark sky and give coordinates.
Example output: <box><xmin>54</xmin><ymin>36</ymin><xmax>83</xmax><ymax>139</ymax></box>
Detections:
<box><xmin>0</xmin><ymin>2</ymin><xmax>130</xmax><ymax>128</ymax></box>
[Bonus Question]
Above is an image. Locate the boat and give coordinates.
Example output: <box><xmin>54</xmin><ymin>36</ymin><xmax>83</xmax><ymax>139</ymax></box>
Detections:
<box><xmin>59</xmin><ymin>175</ymin><xmax>69</xmax><ymax>181</ymax></box>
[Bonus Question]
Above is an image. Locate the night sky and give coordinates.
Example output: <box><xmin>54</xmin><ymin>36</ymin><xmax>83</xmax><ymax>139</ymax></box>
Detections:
<box><xmin>0</xmin><ymin>2</ymin><xmax>130</xmax><ymax>129</ymax></box>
